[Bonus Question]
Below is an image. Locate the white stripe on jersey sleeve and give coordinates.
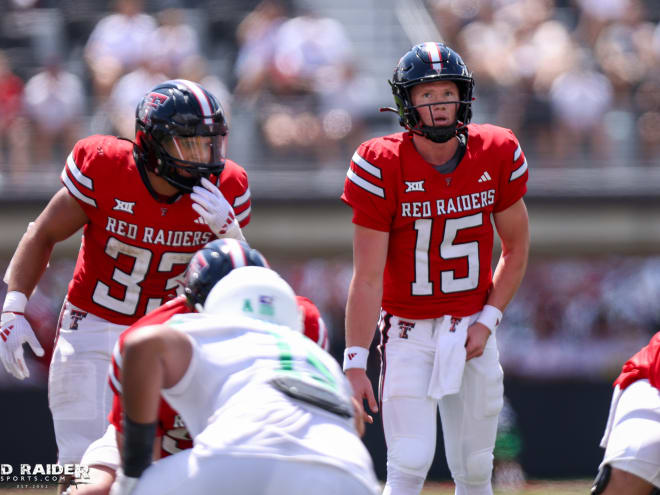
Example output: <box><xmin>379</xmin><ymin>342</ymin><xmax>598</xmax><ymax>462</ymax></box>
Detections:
<box><xmin>66</xmin><ymin>152</ymin><xmax>94</xmax><ymax>189</ymax></box>
<box><xmin>513</xmin><ymin>144</ymin><xmax>522</xmax><ymax>163</ymax></box>
<box><xmin>113</xmin><ymin>340</ymin><xmax>123</xmax><ymax>368</ymax></box>
<box><xmin>352</xmin><ymin>152</ymin><xmax>382</xmax><ymax>179</ymax></box>
<box><xmin>108</xmin><ymin>364</ymin><xmax>122</xmax><ymax>394</ymax></box>
<box><xmin>233</xmin><ymin>188</ymin><xmax>251</xmax><ymax>207</ymax></box>
<box><xmin>108</xmin><ymin>341</ymin><xmax>123</xmax><ymax>394</ymax></box>
<box><xmin>317</xmin><ymin>315</ymin><xmax>328</xmax><ymax>350</ymax></box>
<box><xmin>61</xmin><ymin>168</ymin><xmax>97</xmax><ymax>207</ymax></box>
<box><xmin>510</xmin><ymin>158</ymin><xmax>528</xmax><ymax>181</ymax></box>
<box><xmin>347</xmin><ymin>168</ymin><xmax>385</xmax><ymax>198</ymax></box>
<box><xmin>236</xmin><ymin>207</ymin><xmax>251</xmax><ymax>223</ymax></box>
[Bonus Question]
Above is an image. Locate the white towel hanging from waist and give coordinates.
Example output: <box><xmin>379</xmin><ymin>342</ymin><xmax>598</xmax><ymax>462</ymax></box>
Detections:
<box><xmin>427</xmin><ymin>315</ymin><xmax>469</xmax><ymax>400</ymax></box>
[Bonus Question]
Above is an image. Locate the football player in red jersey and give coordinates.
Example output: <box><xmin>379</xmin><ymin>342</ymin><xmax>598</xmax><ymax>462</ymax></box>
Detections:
<box><xmin>592</xmin><ymin>331</ymin><xmax>660</xmax><ymax>495</ymax></box>
<box><xmin>341</xmin><ymin>42</ymin><xmax>530</xmax><ymax>495</ymax></box>
<box><xmin>65</xmin><ymin>239</ymin><xmax>332</xmax><ymax>494</ymax></box>
<box><xmin>0</xmin><ymin>80</ymin><xmax>252</xmax><ymax>466</ymax></box>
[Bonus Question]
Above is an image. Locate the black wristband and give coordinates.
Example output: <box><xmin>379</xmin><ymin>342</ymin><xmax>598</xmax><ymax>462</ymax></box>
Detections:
<box><xmin>122</xmin><ymin>416</ymin><xmax>157</xmax><ymax>478</ymax></box>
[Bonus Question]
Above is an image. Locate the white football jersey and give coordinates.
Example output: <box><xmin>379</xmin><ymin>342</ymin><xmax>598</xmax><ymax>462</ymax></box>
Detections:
<box><xmin>161</xmin><ymin>313</ymin><xmax>377</xmax><ymax>488</ymax></box>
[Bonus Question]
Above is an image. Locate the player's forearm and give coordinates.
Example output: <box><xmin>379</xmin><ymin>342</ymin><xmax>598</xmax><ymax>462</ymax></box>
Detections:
<box><xmin>122</xmin><ymin>333</ymin><xmax>165</xmax><ymax>424</ymax></box>
<box><xmin>487</xmin><ymin>240</ymin><xmax>529</xmax><ymax>311</ymax></box>
<box><xmin>345</xmin><ymin>277</ymin><xmax>382</xmax><ymax>348</ymax></box>
<box><xmin>4</xmin><ymin>225</ymin><xmax>55</xmax><ymax>297</ymax></box>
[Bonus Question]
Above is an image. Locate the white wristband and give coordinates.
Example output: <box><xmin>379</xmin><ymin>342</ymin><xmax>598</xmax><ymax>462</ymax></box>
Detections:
<box><xmin>476</xmin><ymin>304</ymin><xmax>502</xmax><ymax>335</ymax></box>
<box><xmin>2</xmin><ymin>291</ymin><xmax>28</xmax><ymax>313</ymax></box>
<box><xmin>343</xmin><ymin>346</ymin><xmax>369</xmax><ymax>371</ymax></box>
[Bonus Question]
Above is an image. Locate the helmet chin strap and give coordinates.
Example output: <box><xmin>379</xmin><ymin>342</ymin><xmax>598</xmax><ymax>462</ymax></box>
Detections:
<box><xmin>410</xmin><ymin>121</ymin><xmax>461</xmax><ymax>143</ymax></box>
<box><xmin>418</xmin><ymin>122</ymin><xmax>458</xmax><ymax>143</ymax></box>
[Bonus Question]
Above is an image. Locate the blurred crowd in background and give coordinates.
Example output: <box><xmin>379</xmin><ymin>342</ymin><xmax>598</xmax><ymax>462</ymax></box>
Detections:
<box><xmin>0</xmin><ymin>0</ymin><xmax>659</xmax><ymax>384</ymax></box>
<box><xmin>0</xmin><ymin>0</ymin><xmax>660</xmax><ymax>180</ymax></box>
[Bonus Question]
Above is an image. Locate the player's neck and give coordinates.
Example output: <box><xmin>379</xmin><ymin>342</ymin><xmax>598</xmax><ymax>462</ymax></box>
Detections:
<box><xmin>412</xmin><ymin>133</ymin><xmax>459</xmax><ymax>166</ymax></box>
<box><xmin>147</xmin><ymin>171</ymin><xmax>181</xmax><ymax>198</ymax></box>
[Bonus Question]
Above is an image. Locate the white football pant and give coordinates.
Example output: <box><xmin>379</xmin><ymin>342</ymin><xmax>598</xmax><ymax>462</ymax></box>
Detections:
<box><xmin>48</xmin><ymin>300</ymin><xmax>126</xmax><ymax>464</ymax></box>
<box><xmin>380</xmin><ymin>311</ymin><xmax>503</xmax><ymax>495</ymax></box>
<box><xmin>599</xmin><ymin>379</ymin><xmax>660</xmax><ymax>488</ymax></box>
<box><xmin>131</xmin><ymin>448</ymin><xmax>380</xmax><ymax>495</ymax></box>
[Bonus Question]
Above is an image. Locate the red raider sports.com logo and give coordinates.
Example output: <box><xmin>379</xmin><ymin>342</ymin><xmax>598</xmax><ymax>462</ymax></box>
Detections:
<box><xmin>0</xmin><ymin>464</ymin><xmax>91</xmax><ymax>489</ymax></box>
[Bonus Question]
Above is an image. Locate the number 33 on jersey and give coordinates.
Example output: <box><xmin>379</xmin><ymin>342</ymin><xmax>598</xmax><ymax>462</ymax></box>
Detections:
<box><xmin>61</xmin><ymin>135</ymin><xmax>251</xmax><ymax>325</ymax></box>
<box><xmin>341</xmin><ymin>124</ymin><xmax>528</xmax><ymax>320</ymax></box>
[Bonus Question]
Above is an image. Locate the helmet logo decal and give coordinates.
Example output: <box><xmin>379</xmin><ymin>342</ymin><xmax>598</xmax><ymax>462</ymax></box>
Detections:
<box><xmin>258</xmin><ymin>296</ymin><xmax>275</xmax><ymax>316</ymax></box>
<box><xmin>242</xmin><ymin>299</ymin><xmax>254</xmax><ymax>313</ymax></box>
<box><xmin>141</xmin><ymin>92</ymin><xmax>168</xmax><ymax>125</ymax></box>
<box><xmin>424</xmin><ymin>41</ymin><xmax>443</xmax><ymax>71</ymax></box>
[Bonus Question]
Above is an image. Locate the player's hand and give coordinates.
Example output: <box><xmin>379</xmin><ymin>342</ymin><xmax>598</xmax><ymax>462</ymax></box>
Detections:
<box><xmin>345</xmin><ymin>368</ymin><xmax>378</xmax><ymax>420</ymax></box>
<box><xmin>109</xmin><ymin>469</ymin><xmax>139</xmax><ymax>495</ymax></box>
<box><xmin>351</xmin><ymin>396</ymin><xmax>372</xmax><ymax>437</ymax></box>
<box><xmin>191</xmin><ymin>178</ymin><xmax>243</xmax><ymax>240</ymax></box>
<box><xmin>0</xmin><ymin>312</ymin><xmax>44</xmax><ymax>379</ymax></box>
<box><xmin>465</xmin><ymin>322</ymin><xmax>491</xmax><ymax>361</ymax></box>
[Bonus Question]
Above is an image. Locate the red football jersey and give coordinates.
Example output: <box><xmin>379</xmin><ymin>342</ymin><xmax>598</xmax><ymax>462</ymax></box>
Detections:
<box><xmin>61</xmin><ymin>135</ymin><xmax>251</xmax><ymax>325</ymax></box>
<box><xmin>108</xmin><ymin>296</ymin><xmax>193</xmax><ymax>457</ymax></box>
<box><xmin>341</xmin><ymin>124</ymin><xmax>528</xmax><ymax>319</ymax></box>
<box><xmin>108</xmin><ymin>293</ymin><xmax>329</xmax><ymax>458</ymax></box>
<box><xmin>613</xmin><ymin>331</ymin><xmax>660</xmax><ymax>391</ymax></box>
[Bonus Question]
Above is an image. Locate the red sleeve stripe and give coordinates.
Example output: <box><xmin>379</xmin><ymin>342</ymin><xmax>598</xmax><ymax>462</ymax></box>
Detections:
<box><xmin>352</xmin><ymin>151</ymin><xmax>382</xmax><ymax>179</ymax></box>
<box><xmin>61</xmin><ymin>168</ymin><xmax>97</xmax><ymax>207</ymax></box>
<box><xmin>233</xmin><ymin>188</ymin><xmax>251</xmax><ymax>208</ymax></box>
<box><xmin>347</xmin><ymin>168</ymin><xmax>385</xmax><ymax>198</ymax></box>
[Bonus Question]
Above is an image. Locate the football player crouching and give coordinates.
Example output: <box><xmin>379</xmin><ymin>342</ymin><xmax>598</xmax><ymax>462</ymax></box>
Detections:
<box><xmin>64</xmin><ymin>239</ymin><xmax>338</xmax><ymax>494</ymax></box>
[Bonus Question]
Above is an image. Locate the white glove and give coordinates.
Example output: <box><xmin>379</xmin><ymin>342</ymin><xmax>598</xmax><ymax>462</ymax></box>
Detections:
<box><xmin>191</xmin><ymin>177</ymin><xmax>244</xmax><ymax>240</ymax></box>
<box><xmin>0</xmin><ymin>312</ymin><xmax>44</xmax><ymax>380</ymax></box>
<box><xmin>109</xmin><ymin>469</ymin><xmax>139</xmax><ymax>495</ymax></box>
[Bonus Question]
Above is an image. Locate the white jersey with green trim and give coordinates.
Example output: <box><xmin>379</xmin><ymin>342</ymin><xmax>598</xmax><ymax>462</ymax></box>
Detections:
<box><xmin>162</xmin><ymin>313</ymin><xmax>377</xmax><ymax>487</ymax></box>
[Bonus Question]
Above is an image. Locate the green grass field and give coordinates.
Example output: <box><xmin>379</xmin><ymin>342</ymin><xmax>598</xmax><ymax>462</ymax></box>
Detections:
<box><xmin>0</xmin><ymin>479</ymin><xmax>592</xmax><ymax>494</ymax></box>
<box><xmin>422</xmin><ymin>480</ymin><xmax>591</xmax><ymax>494</ymax></box>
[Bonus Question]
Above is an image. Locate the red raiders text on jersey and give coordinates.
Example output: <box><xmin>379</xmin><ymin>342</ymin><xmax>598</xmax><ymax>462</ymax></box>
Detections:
<box><xmin>341</xmin><ymin>124</ymin><xmax>528</xmax><ymax>319</ymax></box>
<box><xmin>60</xmin><ymin>135</ymin><xmax>251</xmax><ymax>325</ymax></box>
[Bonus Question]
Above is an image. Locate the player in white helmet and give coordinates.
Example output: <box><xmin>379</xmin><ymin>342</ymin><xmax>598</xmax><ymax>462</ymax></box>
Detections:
<box><xmin>109</xmin><ymin>266</ymin><xmax>379</xmax><ymax>495</ymax></box>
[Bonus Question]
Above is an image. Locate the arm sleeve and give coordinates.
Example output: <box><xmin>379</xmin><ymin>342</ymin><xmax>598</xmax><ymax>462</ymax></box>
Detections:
<box><xmin>493</xmin><ymin>129</ymin><xmax>528</xmax><ymax>213</ymax></box>
<box><xmin>60</xmin><ymin>138</ymin><xmax>100</xmax><ymax>212</ymax></box>
<box><xmin>220</xmin><ymin>161</ymin><xmax>251</xmax><ymax>228</ymax></box>
<box><xmin>340</xmin><ymin>144</ymin><xmax>395</xmax><ymax>232</ymax></box>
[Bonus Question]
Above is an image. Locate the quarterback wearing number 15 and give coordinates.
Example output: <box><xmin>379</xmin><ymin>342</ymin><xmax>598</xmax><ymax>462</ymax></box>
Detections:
<box><xmin>341</xmin><ymin>42</ymin><xmax>529</xmax><ymax>495</ymax></box>
<box><xmin>0</xmin><ymin>80</ymin><xmax>251</xmax><ymax>466</ymax></box>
